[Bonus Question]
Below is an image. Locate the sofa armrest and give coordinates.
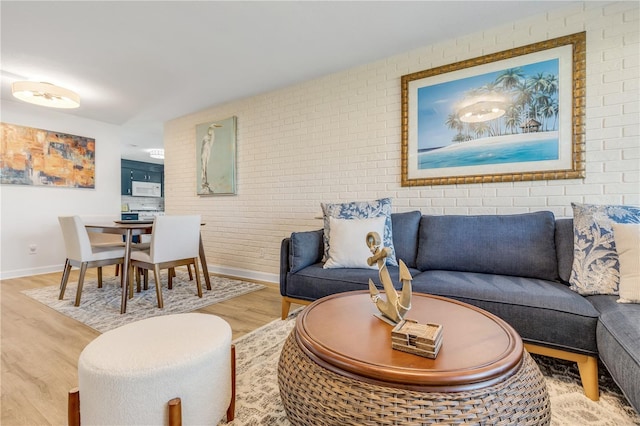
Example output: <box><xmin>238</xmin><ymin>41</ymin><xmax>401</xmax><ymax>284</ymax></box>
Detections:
<box><xmin>280</xmin><ymin>238</ymin><xmax>291</xmax><ymax>296</ymax></box>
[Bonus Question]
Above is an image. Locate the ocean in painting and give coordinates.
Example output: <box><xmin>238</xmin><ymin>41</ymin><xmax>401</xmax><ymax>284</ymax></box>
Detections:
<box><xmin>418</xmin><ymin>133</ymin><xmax>559</xmax><ymax>170</ymax></box>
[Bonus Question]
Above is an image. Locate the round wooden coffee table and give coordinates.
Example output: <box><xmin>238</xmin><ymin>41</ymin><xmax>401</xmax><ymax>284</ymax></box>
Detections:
<box><xmin>278</xmin><ymin>291</ymin><xmax>550</xmax><ymax>425</ymax></box>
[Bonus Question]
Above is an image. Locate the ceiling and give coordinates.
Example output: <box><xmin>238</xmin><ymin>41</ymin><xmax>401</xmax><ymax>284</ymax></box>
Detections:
<box><xmin>1</xmin><ymin>1</ymin><xmax>576</xmax><ymax>164</ymax></box>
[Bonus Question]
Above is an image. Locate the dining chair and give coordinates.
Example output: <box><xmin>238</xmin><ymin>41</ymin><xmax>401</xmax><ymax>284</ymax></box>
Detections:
<box><xmin>58</xmin><ymin>216</ymin><xmax>126</xmax><ymax>306</ymax></box>
<box><xmin>130</xmin><ymin>215</ymin><xmax>203</xmax><ymax>308</ymax></box>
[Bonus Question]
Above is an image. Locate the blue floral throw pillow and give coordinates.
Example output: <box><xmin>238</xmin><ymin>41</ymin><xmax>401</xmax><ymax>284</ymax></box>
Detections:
<box><xmin>570</xmin><ymin>203</ymin><xmax>640</xmax><ymax>295</ymax></box>
<box><xmin>321</xmin><ymin>198</ymin><xmax>398</xmax><ymax>267</ymax></box>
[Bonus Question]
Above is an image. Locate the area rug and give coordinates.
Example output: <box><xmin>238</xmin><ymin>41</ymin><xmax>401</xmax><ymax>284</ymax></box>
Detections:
<box><xmin>22</xmin><ymin>270</ymin><xmax>264</xmax><ymax>333</ymax></box>
<box><xmin>223</xmin><ymin>312</ymin><xmax>640</xmax><ymax>426</ymax></box>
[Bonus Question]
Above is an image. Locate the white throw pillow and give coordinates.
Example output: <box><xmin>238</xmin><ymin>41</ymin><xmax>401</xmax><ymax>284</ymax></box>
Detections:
<box><xmin>321</xmin><ymin>198</ymin><xmax>398</xmax><ymax>267</ymax></box>
<box><xmin>323</xmin><ymin>216</ymin><xmax>386</xmax><ymax>269</ymax></box>
<box><xmin>613</xmin><ymin>223</ymin><xmax>640</xmax><ymax>304</ymax></box>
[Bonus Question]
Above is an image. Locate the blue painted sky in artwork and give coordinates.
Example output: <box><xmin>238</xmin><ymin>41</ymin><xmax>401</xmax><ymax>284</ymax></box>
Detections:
<box><xmin>417</xmin><ymin>59</ymin><xmax>559</xmax><ymax>150</ymax></box>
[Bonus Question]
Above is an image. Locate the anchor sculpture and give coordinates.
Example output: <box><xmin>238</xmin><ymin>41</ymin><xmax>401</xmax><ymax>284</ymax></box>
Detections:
<box><xmin>366</xmin><ymin>231</ymin><xmax>413</xmax><ymax>324</ymax></box>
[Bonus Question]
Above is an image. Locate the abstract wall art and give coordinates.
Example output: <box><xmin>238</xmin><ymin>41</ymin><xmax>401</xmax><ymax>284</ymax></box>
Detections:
<box><xmin>0</xmin><ymin>122</ymin><xmax>95</xmax><ymax>188</ymax></box>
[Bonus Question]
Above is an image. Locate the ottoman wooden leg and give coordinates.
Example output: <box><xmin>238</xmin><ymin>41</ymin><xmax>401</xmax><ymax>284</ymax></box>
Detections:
<box><xmin>168</xmin><ymin>398</ymin><xmax>182</xmax><ymax>426</ymax></box>
<box><xmin>227</xmin><ymin>344</ymin><xmax>236</xmax><ymax>422</ymax></box>
<box><xmin>68</xmin><ymin>388</ymin><xmax>80</xmax><ymax>426</ymax></box>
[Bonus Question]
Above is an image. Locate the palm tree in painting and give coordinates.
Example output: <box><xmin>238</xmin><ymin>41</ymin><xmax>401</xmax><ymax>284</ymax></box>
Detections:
<box><xmin>445</xmin><ymin>113</ymin><xmax>465</xmax><ymax>143</ymax></box>
<box><xmin>471</xmin><ymin>121</ymin><xmax>491</xmax><ymax>139</ymax></box>
<box><xmin>452</xmin><ymin>133</ymin><xmax>468</xmax><ymax>143</ymax></box>
<box><xmin>544</xmin><ymin>74</ymin><xmax>558</xmax><ymax>96</ymax></box>
<box><xmin>513</xmin><ymin>79</ymin><xmax>535</xmax><ymax>126</ymax></box>
<box><xmin>525</xmin><ymin>72</ymin><xmax>559</xmax><ymax>131</ymax></box>
<box><xmin>542</xmin><ymin>74</ymin><xmax>559</xmax><ymax>131</ymax></box>
<box><xmin>529</xmin><ymin>72</ymin><xmax>549</xmax><ymax>94</ymax></box>
<box><xmin>495</xmin><ymin>68</ymin><xmax>525</xmax><ymax>90</ymax></box>
<box><xmin>504</xmin><ymin>104</ymin><xmax>522</xmax><ymax>135</ymax></box>
<box><xmin>539</xmin><ymin>98</ymin><xmax>559</xmax><ymax>131</ymax></box>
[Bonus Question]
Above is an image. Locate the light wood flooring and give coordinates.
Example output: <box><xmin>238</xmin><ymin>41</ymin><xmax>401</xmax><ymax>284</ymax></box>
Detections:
<box><xmin>1</xmin><ymin>268</ymin><xmax>290</xmax><ymax>425</ymax></box>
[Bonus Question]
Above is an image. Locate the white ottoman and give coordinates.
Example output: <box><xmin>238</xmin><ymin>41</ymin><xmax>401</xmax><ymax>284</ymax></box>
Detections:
<box><xmin>74</xmin><ymin>313</ymin><xmax>234</xmax><ymax>425</ymax></box>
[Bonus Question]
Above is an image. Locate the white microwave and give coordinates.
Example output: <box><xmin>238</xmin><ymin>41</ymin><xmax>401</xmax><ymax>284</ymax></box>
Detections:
<box><xmin>131</xmin><ymin>181</ymin><xmax>162</xmax><ymax>197</ymax></box>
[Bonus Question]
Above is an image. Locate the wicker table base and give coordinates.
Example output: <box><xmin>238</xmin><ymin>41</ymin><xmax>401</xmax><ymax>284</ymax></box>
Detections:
<box><xmin>278</xmin><ymin>331</ymin><xmax>550</xmax><ymax>425</ymax></box>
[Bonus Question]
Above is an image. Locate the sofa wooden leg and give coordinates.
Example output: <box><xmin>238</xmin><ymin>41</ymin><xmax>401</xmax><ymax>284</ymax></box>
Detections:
<box><xmin>524</xmin><ymin>343</ymin><xmax>600</xmax><ymax>401</ymax></box>
<box><xmin>281</xmin><ymin>297</ymin><xmax>313</xmax><ymax>320</ymax></box>
<box><xmin>168</xmin><ymin>397</ymin><xmax>182</xmax><ymax>426</ymax></box>
<box><xmin>68</xmin><ymin>387</ymin><xmax>80</xmax><ymax>426</ymax></box>
<box><xmin>227</xmin><ymin>344</ymin><xmax>236</xmax><ymax>422</ymax></box>
<box><xmin>281</xmin><ymin>298</ymin><xmax>292</xmax><ymax>320</ymax></box>
<box><xmin>577</xmin><ymin>354</ymin><xmax>600</xmax><ymax>401</ymax></box>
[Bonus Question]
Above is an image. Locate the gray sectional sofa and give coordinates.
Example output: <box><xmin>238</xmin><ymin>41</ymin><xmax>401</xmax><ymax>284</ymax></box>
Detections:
<box><xmin>279</xmin><ymin>211</ymin><xmax>639</xmax><ymax>412</ymax></box>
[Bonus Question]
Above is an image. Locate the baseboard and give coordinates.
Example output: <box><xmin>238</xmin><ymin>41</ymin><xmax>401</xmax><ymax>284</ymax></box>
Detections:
<box><xmin>0</xmin><ymin>262</ymin><xmax>279</xmax><ymax>285</ymax></box>
<box><xmin>0</xmin><ymin>264</ymin><xmax>64</xmax><ymax>281</ymax></box>
<box><xmin>206</xmin><ymin>264</ymin><xmax>278</xmax><ymax>285</ymax></box>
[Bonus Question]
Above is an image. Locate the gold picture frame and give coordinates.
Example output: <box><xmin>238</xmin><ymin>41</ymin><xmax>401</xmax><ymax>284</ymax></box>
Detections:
<box><xmin>401</xmin><ymin>32</ymin><xmax>585</xmax><ymax>186</ymax></box>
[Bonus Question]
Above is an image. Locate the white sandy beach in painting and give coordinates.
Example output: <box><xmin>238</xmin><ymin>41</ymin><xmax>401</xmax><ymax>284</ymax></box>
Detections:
<box><xmin>427</xmin><ymin>131</ymin><xmax>559</xmax><ymax>154</ymax></box>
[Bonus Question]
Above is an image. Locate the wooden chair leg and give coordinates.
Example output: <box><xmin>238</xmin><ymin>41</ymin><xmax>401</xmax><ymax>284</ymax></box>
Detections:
<box><xmin>74</xmin><ymin>263</ymin><xmax>89</xmax><ymax>306</ymax></box>
<box><xmin>168</xmin><ymin>397</ymin><xmax>182</xmax><ymax>426</ymax></box>
<box><xmin>227</xmin><ymin>344</ymin><xmax>236</xmax><ymax>422</ymax></box>
<box><xmin>115</xmin><ymin>263</ymin><xmax>120</xmax><ymax>277</ymax></box>
<box><xmin>168</xmin><ymin>267</ymin><xmax>174</xmax><ymax>290</ymax></box>
<box><xmin>127</xmin><ymin>262</ymin><xmax>134</xmax><ymax>298</ymax></box>
<box><xmin>153</xmin><ymin>265</ymin><xmax>164</xmax><ymax>308</ymax></box>
<box><xmin>135</xmin><ymin>267</ymin><xmax>142</xmax><ymax>293</ymax></box>
<box><xmin>193</xmin><ymin>260</ymin><xmax>203</xmax><ymax>298</ymax></box>
<box><xmin>97</xmin><ymin>266</ymin><xmax>103</xmax><ymax>288</ymax></box>
<box><xmin>68</xmin><ymin>387</ymin><xmax>80</xmax><ymax>426</ymax></box>
<box><xmin>144</xmin><ymin>269</ymin><xmax>149</xmax><ymax>290</ymax></box>
<box><xmin>187</xmin><ymin>264</ymin><xmax>193</xmax><ymax>281</ymax></box>
<box><xmin>59</xmin><ymin>260</ymin><xmax>72</xmax><ymax>299</ymax></box>
<box><xmin>128</xmin><ymin>265</ymin><xmax>135</xmax><ymax>299</ymax></box>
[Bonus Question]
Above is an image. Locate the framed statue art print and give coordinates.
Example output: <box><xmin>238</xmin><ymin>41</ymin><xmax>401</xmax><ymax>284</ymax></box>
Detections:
<box><xmin>195</xmin><ymin>116</ymin><xmax>237</xmax><ymax>196</ymax></box>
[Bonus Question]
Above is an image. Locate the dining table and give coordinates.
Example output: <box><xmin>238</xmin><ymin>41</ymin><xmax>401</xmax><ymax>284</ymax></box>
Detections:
<box><xmin>84</xmin><ymin>221</ymin><xmax>212</xmax><ymax>314</ymax></box>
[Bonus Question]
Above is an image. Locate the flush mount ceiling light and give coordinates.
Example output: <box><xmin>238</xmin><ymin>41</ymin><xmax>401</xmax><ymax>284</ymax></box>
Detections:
<box><xmin>149</xmin><ymin>149</ymin><xmax>164</xmax><ymax>159</ymax></box>
<box><xmin>457</xmin><ymin>93</ymin><xmax>507</xmax><ymax>123</ymax></box>
<box><xmin>11</xmin><ymin>81</ymin><xmax>80</xmax><ymax>109</ymax></box>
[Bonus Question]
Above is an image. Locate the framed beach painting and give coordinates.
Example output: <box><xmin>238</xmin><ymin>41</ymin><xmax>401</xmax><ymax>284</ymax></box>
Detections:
<box><xmin>0</xmin><ymin>122</ymin><xmax>95</xmax><ymax>188</ymax></box>
<box><xmin>196</xmin><ymin>116</ymin><xmax>237</xmax><ymax>195</ymax></box>
<box><xmin>401</xmin><ymin>32</ymin><xmax>585</xmax><ymax>186</ymax></box>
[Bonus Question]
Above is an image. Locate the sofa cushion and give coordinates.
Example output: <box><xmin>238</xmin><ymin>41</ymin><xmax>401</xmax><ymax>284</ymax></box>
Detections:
<box><xmin>285</xmin><ymin>264</ymin><xmax>422</xmax><ymax>302</ymax></box>
<box><xmin>289</xmin><ymin>229</ymin><xmax>323</xmax><ymax>274</ymax></box>
<box><xmin>569</xmin><ymin>202</ymin><xmax>640</xmax><ymax>296</ymax></box>
<box><xmin>416</xmin><ymin>212</ymin><xmax>559</xmax><ymax>281</ymax></box>
<box><xmin>589</xmin><ymin>295</ymin><xmax>640</xmax><ymax>411</ymax></box>
<box><xmin>321</xmin><ymin>198</ymin><xmax>397</xmax><ymax>266</ymax></box>
<box><xmin>390</xmin><ymin>211</ymin><xmax>421</xmax><ymax>268</ymax></box>
<box><xmin>412</xmin><ymin>270</ymin><xmax>600</xmax><ymax>354</ymax></box>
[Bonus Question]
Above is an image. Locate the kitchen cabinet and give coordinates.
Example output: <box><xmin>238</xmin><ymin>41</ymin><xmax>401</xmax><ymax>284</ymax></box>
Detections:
<box><xmin>121</xmin><ymin>160</ymin><xmax>164</xmax><ymax>196</ymax></box>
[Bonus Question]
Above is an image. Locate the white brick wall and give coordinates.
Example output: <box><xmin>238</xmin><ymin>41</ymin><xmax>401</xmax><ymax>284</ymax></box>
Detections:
<box><xmin>165</xmin><ymin>1</ymin><xmax>640</xmax><ymax>281</ymax></box>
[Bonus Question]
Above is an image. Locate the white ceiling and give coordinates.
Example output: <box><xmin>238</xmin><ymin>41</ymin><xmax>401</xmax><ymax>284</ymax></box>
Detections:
<box><xmin>1</xmin><ymin>1</ymin><xmax>576</xmax><ymax>164</ymax></box>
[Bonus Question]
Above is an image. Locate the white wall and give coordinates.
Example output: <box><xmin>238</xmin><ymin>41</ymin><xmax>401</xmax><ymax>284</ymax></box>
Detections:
<box><xmin>170</xmin><ymin>2</ymin><xmax>639</xmax><ymax>282</ymax></box>
<box><xmin>0</xmin><ymin>99</ymin><xmax>122</xmax><ymax>279</ymax></box>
